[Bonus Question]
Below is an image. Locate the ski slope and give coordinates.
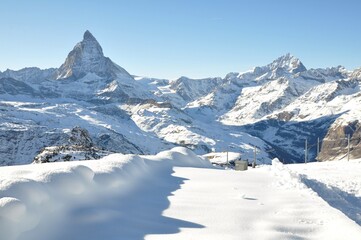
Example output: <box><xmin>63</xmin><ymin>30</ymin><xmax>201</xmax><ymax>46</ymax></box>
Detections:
<box><xmin>0</xmin><ymin>148</ymin><xmax>360</xmax><ymax>240</ymax></box>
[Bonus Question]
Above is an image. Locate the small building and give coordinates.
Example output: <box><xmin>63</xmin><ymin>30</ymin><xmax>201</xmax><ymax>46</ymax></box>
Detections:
<box><xmin>234</xmin><ymin>160</ymin><xmax>248</xmax><ymax>171</ymax></box>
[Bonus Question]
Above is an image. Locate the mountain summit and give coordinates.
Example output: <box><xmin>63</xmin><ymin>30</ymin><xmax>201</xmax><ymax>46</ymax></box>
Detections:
<box><xmin>55</xmin><ymin>30</ymin><xmax>131</xmax><ymax>80</ymax></box>
<box><xmin>249</xmin><ymin>53</ymin><xmax>307</xmax><ymax>81</ymax></box>
<box><xmin>83</xmin><ymin>30</ymin><xmax>98</xmax><ymax>42</ymax></box>
<box><xmin>268</xmin><ymin>53</ymin><xmax>307</xmax><ymax>74</ymax></box>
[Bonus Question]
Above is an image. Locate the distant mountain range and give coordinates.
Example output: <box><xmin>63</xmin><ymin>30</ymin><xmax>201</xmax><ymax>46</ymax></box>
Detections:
<box><xmin>1</xmin><ymin>31</ymin><xmax>360</xmax><ymax>165</ymax></box>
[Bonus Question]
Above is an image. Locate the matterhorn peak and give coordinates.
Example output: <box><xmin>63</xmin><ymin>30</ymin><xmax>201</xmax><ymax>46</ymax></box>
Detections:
<box><xmin>55</xmin><ymin>30</ymin><xmax>130</xmax><ymax>80</ymax></box>
<box><xmin>81</xmin><ymin>30</ymin><xmax>103</xmax><ymax>53</ymax></box>
<box><xmin>269</xmin><ymin>53</ymin><xmax>307</xmax><ymax>74</ymax></box>
<box><xmin>83</xmin><ymin>30</ymin><xmax>96</xmax><ymax>41</ymax></box>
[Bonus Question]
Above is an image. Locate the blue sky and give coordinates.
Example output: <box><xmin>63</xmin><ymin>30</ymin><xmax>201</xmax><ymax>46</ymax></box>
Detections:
<box><xmin>1</xmin><ymin>0</ymin><xmax>360</xmax><ymax>79</ymax></box>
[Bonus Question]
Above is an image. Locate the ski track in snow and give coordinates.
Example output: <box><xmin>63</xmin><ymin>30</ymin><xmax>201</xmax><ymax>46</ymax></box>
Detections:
<box><xmin>289</xmin><ymin>160</ymin><xmax>361</xmax><ymax>227</ymax></box>
<box><xmin>0</xmin><ymin>149</ymin><xmax>361</xmax><ymax>239</ymax></box>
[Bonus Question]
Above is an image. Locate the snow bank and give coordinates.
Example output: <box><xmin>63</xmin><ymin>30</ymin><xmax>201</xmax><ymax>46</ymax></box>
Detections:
<box><xmin>270</xmin><ymin>158</ymin><xmax>308</xmax><ymax>190</ymax></box>
<box><xmin>0</xmin><ymin>147</ymin><xmax>212</xmax><ymax>240</ymax></box>
<box><xmin>154</xmin><ymin>147</ymin><xmax>211</xmax><ymax>168</ymax></box>
<box><xmin>289</xmin><ymin>159</ymin><xmax>361</xmax><ymax>197</ymax></box>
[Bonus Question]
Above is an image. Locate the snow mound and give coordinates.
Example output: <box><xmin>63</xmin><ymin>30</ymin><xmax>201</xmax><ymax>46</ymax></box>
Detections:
<box><xmin>155</xmin><ymin>147</ymin><xmax>212</xmax><ymax>168</ymax></box>
<box><xmin>0</xmin><ymin>147</ymin><xmax>211</xmax><ymax>240</ymax></box>
<box><xmin>271</xmin><ymin>158</ymin><xmax>307</xmax><ymax>190</ymax></box>
<box><xmin>0</xmin><ymin>197</ymin><xmax>26</xmax><ymax>222</ymax></box>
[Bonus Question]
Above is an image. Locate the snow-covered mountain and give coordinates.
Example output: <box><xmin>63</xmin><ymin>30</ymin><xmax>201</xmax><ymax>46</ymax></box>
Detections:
<box><xmin>55</xmin><ymin>30</ymin><xmax>130</xmax><ymax>81</ymax></box>
<box><xmin>0</xmin><ymin>31</ymin><xmax>360</xmax><ymax>165</ymax></box>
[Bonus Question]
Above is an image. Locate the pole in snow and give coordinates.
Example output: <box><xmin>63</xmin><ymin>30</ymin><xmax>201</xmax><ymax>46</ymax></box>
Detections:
<box><xmin>253</xmin><ymin>146</ymin><xmax>257</xmax><ymax>168</ymax></box>
<box><xmin>317</xmin><ymin>137</ymin><xmax>320</xmax><ymax>156</ymax></box>
<box><xmin>226</xmin><ymin>148</ymin><xmax>229</xmax><ymax>168</ymax></box>
<box><xmin>347</xmin><ymin>134</ymin><xmax>350</xmax><ymax>161</ymax></box>
<box><xmin>305</xmin><ymin>139</ymin><xmax>308</xmax><ymax>163</ymax></box>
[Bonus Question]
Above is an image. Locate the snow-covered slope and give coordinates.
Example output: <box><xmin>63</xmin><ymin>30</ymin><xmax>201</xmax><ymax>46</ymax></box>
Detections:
<box><xmin>183</xmin><ymin>54</ymin><xmax>308</xmax><ymax>118</ymax></box>
<box><xmin>0</xmin><ymin>78</ymin><xmax>40</xmax><ymax>97</ymax></box>
<box><xmin>0</xmin><ymin>100</ymin><xmax>170</xmax><ymax>165</ymax></box>
<box><xmin>170</xmin><ymin>76</ymin><xmax>223</xmax><ymax>103</ymax></box>
<box><xmin>0</xmin><ymin>67</ymin><xmax>56</xmax><ymax>85</ymax></box>
<box><xmin>220</xmin><ymin>77</ymin><xmax>319</xmax><ymax>125</ymax></box>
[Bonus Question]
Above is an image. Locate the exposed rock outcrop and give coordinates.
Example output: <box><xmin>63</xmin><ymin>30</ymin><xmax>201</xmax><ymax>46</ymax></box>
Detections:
<box><xmin>33</xmin><ymin>127</ymin><xmax>112</xmax><ymax>163</ymax></box>
<box><xmin>318</xmin><ymin>120</ymin><xmax>361</xmax><ymax>161</ymax></box>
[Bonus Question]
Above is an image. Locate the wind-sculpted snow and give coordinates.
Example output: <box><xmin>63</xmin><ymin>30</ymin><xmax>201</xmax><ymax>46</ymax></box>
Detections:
<box><xmin>0</xmin><ymin>147</ymin><xmax>212</xmax><ymax>240</ymax></box>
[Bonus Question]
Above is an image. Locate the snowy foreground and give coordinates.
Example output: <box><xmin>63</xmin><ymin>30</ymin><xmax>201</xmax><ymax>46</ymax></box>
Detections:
<box><xmin>0</xmin><ymin>147</ymin><xmax>361</xmax><ymax>240</ymax></box>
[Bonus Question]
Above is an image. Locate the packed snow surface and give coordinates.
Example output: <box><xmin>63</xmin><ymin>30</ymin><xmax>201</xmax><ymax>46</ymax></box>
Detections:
<box><xmin>0</xmin><ymin>148</ymin><xmax>360</xmax><ymax>240</ymax></box>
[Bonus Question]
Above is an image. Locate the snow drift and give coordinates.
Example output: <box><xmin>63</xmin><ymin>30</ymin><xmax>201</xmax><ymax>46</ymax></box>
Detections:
<box><xmin>0</xmin><ymin>147</ymin><xmax>211</xmax><ymax>240</ymax></box>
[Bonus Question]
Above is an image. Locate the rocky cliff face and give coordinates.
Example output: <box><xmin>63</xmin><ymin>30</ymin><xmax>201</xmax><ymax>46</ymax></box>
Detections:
<box><xmin>318</xmin><ymin>120</ymin><xmax>361</xmax><ymax>161</ymax></box>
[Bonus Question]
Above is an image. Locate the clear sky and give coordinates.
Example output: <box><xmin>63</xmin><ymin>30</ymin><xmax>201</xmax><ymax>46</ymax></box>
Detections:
<box><xmin>1</xmin><ymin>0</ymin><xmax>360</xmax><ymax>79</ymax></box>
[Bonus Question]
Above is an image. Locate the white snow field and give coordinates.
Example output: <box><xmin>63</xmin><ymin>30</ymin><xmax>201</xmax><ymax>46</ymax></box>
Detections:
<box><xmin>0</xmin><ymin>147</ymin><xmax>360</xmax><ymax>240</ymax></box>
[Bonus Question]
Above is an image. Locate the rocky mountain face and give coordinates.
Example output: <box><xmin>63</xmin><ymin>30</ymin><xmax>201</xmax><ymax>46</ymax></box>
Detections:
<box><xmin>33</xmin><ymin>127</ymin><xmax>112</xmax><ymax>163</ymax></box>
<box><xmin>0</xmin><ymin>31</ymin><xmax>360</xmax><ymax>165</ymax></box>
<box><xmin>317</xmin><ymin>120</ymin><xmax>361</xmax><ymax>161</ymax></box>
<box><xmin>55</xmin><ymin>30</ymin><xmax>131</xmax><ymax>80</ymax></box>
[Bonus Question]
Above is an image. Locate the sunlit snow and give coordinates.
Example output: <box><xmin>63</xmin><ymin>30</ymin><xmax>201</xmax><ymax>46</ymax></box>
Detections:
<box><xmin>0</xmin><ymin>148</ymin><xmax>360</xmax><ymax>239</ymax></box>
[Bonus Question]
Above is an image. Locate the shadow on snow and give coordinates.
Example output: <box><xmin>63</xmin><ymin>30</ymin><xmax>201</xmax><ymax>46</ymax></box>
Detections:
<box><xmin>18</xmin><ymin>161</ymin><xmax>204</xmax><ymax>240</ymax></box>
<box><xmin>300</xmin><ymin>175</ymin><xmax>361</xmax><ymax>226</ymax></box>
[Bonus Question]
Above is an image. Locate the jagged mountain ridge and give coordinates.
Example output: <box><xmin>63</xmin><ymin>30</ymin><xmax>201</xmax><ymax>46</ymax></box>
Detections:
<box><xmin>0</xmin><ymin>31</ymin><xmax>360</xmax><ymax>165</ymax></box>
